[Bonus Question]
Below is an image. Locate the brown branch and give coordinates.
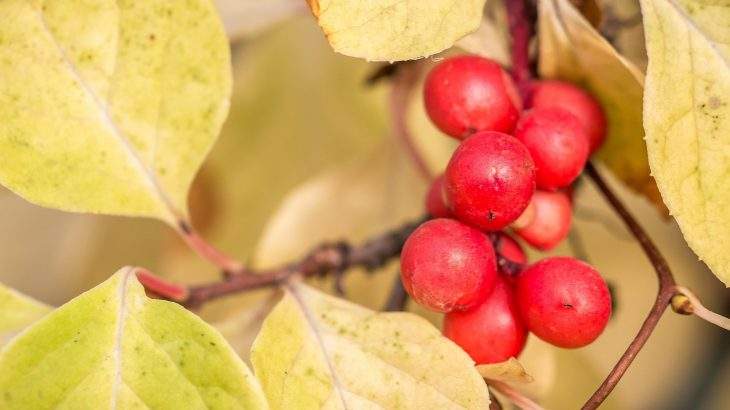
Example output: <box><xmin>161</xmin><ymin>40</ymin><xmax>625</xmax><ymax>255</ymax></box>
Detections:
<box><xmin>178</xmin><ymin>217</ymin><xmax>427</xmax><ymax>308</ymax></box>
<box><xmin>581</xmin><ymin>162</ymin><xmax>678</xmax><ymax>409</ymax></box>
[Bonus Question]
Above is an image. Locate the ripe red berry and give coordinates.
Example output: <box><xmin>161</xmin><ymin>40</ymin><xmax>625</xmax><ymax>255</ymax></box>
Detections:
<box><xmin>444</xmin><ymin>131</ymin><xmax>536</xmax><ymax>231</ymax></box>
<box><xmin>514</xmin><ymin>107</ymin><xmax>589</xmax><ymax>190</ymax></box>
<box><xmin>444</xmin><ymin>277</ymin><xmax>528</xmax><ymax>364</ymax></box>
<box><xmin>425</xmin><ymin>175</ymin><xmax>450</xmax><ymax>218</ymax></box>
<box><xmin>495</xmin><ymin>232</ymin><xmax>527</xmax><ymax>264</ymax></box>
<box><xmin>516</xmin><ymin>257</ymin><xmax>611</xmax><ymax>348</ymax></box>
<box><xmin>424</xmin><ymin>55</ymin><xmax>522</xmax><ymax>139</ymax></box>
<box><xmin>515</xmin><ymin>190</ymin><xmax>572</xmax><ymax>250</ymax></box>
<box><xmin>400</xmin><ymin>218</ymin><xmax>497</xmax><ymax>312</ymax></box>
<box><xmin>529</xmin><ymin>80</ymin><xmax>607</xmax><ymax>152</ymax></box>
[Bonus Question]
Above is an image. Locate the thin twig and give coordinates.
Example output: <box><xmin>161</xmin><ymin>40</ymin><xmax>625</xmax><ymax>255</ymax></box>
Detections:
<box><xmin>581</xmin><ymin>162</ymin><xmax>678</xmax><ymax>409</ymax></box>
<box><xmin>389</xmin><ymin>61</ymin><xmax>433</xmax><ymax>182</ymax></box>
<box><xmin>505</xmin><ymin>0</ymin><xmax>534</xmax><ymax>97</ymax></box>
<box><xmin>173</xmin><ymin>217</ymin><xmax>426</xmax><ymax>308</ymax></box>
<box><xmin>486</xmin><ymin>379</ymin><xmax>544</xmax><ymax>410</ymax></box>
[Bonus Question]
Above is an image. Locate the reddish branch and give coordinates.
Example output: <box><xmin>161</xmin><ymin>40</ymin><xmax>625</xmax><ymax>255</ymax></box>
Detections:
<box><xmin>581</xmin><ymin>162</ymin><xmax>679</xmax><ymax>409</ymax></box>
<box><xmin>173</xmin><ymin>217</ymin><xmax>424</xmax><ymax>308</ymax></box>
<box><xmin>506</xmin><ymin>0</ymin><xmax>535</xmax><ymax>97</ymax></box>
<box><xmin>142</xmin><ymin>215</ymin><xmax>526</xmax><ymax>309</ymax></box>
<box><xmin>389</xmin><ymin>61</ymin><xmax>432</xmax><ymax>181</ymax></box>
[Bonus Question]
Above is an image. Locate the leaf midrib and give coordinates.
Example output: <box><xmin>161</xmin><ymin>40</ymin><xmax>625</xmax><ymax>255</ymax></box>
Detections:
<box><xmin>31</xmin><ymin>5</ymin><xmax>178</xmax><ymax>222</ymax></box>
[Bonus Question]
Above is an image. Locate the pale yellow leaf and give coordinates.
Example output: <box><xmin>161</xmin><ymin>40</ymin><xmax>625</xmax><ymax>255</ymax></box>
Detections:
<box><xmin>251</xmin><ymin>282</ymin><xmax>489</xmax><ymax>409</ymax></box>
<box><xmin>307</xmin><ymin>0</ymin><xmax>487</xmax><ymax>61</ymax></box>
<box><xmin>477</xmin><ymin>357</ymin><xmax>535</xmax><ymax>384</ymax></box>
<box><xmin>253</xmin><ymin>143</ymin><xmax>425</xmax><ymax>269</ymax></box>
<box><xmin>640</xmin><ymin>0</ymin><xmax>730</xmax><ymax>285</ymax></box>
<box><xmin>538</xmin><ymin>0</ymin><xmax>665</xmax><ymax>209</ymax></box>
<box><xmin>0</xmin><ymin>0</ymin><xmax>231</xmax><ymax>223</ymax></box>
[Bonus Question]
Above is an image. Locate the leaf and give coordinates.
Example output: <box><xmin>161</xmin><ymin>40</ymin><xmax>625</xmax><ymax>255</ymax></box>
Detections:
<box><xmin>251</xmin><ymin>282</ymin><xmax>489</xmax><ymax>409</ymax></box>
<box><xmin>307</xmin><ymin>0</ymin><xmax>487</xmax><ymax>61</ymax></box>
<box><xmin>456</xmin><ymin>0</ymin><xmax>512</xmax><ymax>66</ymax></box>
<box><xmin>0</xmin><ymin>283</ymin><xmax>51</xmax><ymax>347</ymax></box>
<box><xmin>0</xmin><ymin>0</ymin><xmax>231</xmax><ymax>224</ymax></box>
<box><xmin>640</xmin><ymin>0</ymin><xmax>730</xmax><ymax>285</ymax></box>
<box><xmin>537</xmin><ymin>0</ymin><xmax>666</xmax><ymax>210</ymax></box>
<box><xmin>0</xmin><ymin>267</ymin><xmax>268</xmax><ymax>409</ymax></box>
<box><xmin>215</xmin><ymin>0</ymin><xmax>305</xmax><ymax>42</ymax></box>
<box><xmin>477</xmin><ymin>358</ymin><xmax>534</xmax><ymax>384</ymax></box>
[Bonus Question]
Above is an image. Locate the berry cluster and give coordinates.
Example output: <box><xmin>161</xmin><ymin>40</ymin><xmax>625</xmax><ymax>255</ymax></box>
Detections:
<box><xmin>402</xmin><ymin>55</ymin><xmax>612</xmax><ymax>364</ymax></box>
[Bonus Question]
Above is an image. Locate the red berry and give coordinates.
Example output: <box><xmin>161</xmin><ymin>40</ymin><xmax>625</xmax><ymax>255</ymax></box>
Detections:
<box><xmin>515</xmin><ymin>190</ymin><xmax>572</xmax><ymax>250</ymax></box>
<box><xmin>425</xmin><ymin>175</ymin><xmax>450</xmax><ymax>218</ymax></box>
<box><xmin>514</xmin><ymin>107</ymin><xmax>589</xmax><ymax>190</ymax></box>
<box><xmin>529</xmin><ymin>80</ymin><xmax>607</xmax><ymax>152</ymax></box>
<box><xmin>495</xmin><ymin>232</ymin><xmax>527</xmax><ymax>264</ymax></box>
<box><xmin>445</xmin><ymin>131</ymin><xmax>536</xmax><ymax>231</ymax></box>
<box><xmin>400</xmin><ymin>218</ymin><xmax>497</xmax><ymax>312</ymax></box>
<box><xmin>444</xmin><ymin>277</ymin><xmax>528</xmax><ymax>364</ymax></box>
<box><xmin>424</xmin><ymin>55</ymin><xmax>522</xmax><ymax>139</ymax></box>
<box><xmin>516</xmin><ymin>257</ymin><xmax>611</xmax><ymax>348</ymax></box>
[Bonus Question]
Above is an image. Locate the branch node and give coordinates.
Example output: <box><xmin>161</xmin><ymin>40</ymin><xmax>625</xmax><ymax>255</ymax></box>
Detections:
<box><xmin>670</xmin><ymin>293</ymin><xmax>694</xmax><ymax>315</ymax></box>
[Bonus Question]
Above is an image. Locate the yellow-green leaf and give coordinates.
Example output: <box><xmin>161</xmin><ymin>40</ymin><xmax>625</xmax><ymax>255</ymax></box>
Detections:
<box><xmin>538</xmin><ymin>0</ymin><xmax>665</xmax><ymax>209</ymax></box>
<box><xmin>307</xmin><ymin>0</ymin><xmax>487</xmax><ymax>61</ymax></box>
<box><xmin>0</xmin><ymin>267</ymin><xmax>268</xmax><ymax>409</ymax></box>
<box><xmin>251</xmin><ymin>282</ymin><xmax>489</xmax><ymax>409</ymax></box>
<box><xmin>0</xmin><ymin>0</ymin><xmax>231</xmax><ymax>224</ymax></box>
<box><xmin>640</xmin><ymin>0</ymin><xmax>730</xmax><ymax>285</ymax></box>
<box><xmin>0</xmin><ymin>283</ymin><xmax>51</xmax><ymax>347</ymax></box>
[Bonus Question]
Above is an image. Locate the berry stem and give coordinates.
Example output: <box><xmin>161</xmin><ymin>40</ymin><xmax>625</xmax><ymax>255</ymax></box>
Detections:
<box><xmin>582</xmin><ymin>162</ymin><xmax>679</xmax><ymax>409</ymax></box>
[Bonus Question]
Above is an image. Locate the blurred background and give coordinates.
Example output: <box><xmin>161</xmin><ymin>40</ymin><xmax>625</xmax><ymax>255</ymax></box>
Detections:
<box><xmin>0</xmin><ymin>2</ymin><xmax>727</xmax><ymax>409</ymax></box>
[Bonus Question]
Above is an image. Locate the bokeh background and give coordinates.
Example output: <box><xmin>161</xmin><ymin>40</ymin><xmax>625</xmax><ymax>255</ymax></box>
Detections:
<box><xmin>0</xmin><ymin>3</ymin><xmax>727</xmax><ymax>409</ymax></box>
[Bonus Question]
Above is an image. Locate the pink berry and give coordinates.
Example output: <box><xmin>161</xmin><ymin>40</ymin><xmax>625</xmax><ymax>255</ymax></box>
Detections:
<box><xmin>424</xmin><ymin>55</ymin><xmax>522</xmax><ymax>139</ymax></box>
<box><xmin>425</xmin><ymin>175</ymin><xmax>450</xmax><ymax>218</ymax></box>
<box><xmin>445</xmin><ymin>131</ymin><xmax>536</xmax><ymax>231</ymax></box>
<box><xmin>400</xmin><ymin>218</ymin><xmax>497</xmax><ymax>312</ymax></box>
<box><xmin>514</xmin><ymin>107</ymin><xmax>589</xmax><ymax>190</ymax></box>
<box><xmin>444</xmin><ymin>277</ymin><xmax>528</xmax><ymax>364</ymax></box>
<box><xmin>515</xmin><ymin>190</ymin><xmax>572</xmax><ymax>250</ymax></box>
<box><xmin>516</xmin><ymin>257</ymin><xmax>611</xmax><ymax>348</ymax></box>
<box><xmin>495</xmin><ymin>232</ymin><xmax>527</xmax><ymax>265</ymax></box>
<box><xmin>529</xmin><ymin>80</ymin><xmax>607</xmax><ymax>152</ymax></box>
